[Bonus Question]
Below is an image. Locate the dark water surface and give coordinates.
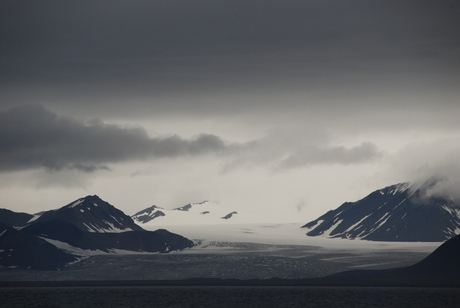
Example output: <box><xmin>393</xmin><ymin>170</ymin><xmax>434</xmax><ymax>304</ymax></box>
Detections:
<box><xmin>1</xmin><ymin>286</ymin><xmax>460</xmax><ymax>308</ymax></box>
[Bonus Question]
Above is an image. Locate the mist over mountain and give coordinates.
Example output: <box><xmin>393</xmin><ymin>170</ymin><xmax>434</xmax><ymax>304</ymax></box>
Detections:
<box><xmin>303</xmin><ymin>179</ymin><xmax>460</xmax><ymax>242</ymax></box>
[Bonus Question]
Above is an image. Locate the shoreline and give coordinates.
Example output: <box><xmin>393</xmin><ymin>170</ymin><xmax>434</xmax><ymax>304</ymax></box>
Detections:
<box><xmin>2</xmin><ymin>278</ymin><xmax>460</xmax><ymax>288</ymax></box>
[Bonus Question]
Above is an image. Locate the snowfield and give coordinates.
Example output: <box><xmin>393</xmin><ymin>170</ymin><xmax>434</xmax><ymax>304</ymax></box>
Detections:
<box><xmin>144</xmin><ymin>222</ymin><xmax>440</xmax><ymax>253</ymax></box>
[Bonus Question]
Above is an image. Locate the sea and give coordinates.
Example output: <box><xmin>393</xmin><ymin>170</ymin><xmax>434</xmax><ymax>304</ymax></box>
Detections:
<box><xmin>1</xmin><ymin>286</ymin><xmax>460</xmax><ymax>308</ymax></box>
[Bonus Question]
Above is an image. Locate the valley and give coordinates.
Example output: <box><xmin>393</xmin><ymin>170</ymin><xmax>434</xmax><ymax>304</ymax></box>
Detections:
<box><xmin>0</xmin><ymin>181</ymin><xmax>456</xmax><ymax>283</ymax></box>
<box><xmin>0</xmin><ymin>238</ymin><xmax>435</xmax><ymax>281</ymax></box>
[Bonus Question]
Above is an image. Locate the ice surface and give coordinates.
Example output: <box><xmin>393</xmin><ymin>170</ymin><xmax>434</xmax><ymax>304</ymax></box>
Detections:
<box><xmin>143</xmin><ymin>223</ymin><xmax>439</xmax><ymax>252</ymax></box>
<box><xmin>0</xmin><ymin>223</ymin><xmax>438</xmax><ymax>281</ymax></box>
<box><xmin>40</xmin><ymin>237</ymin><xmax>156</xmax><ymax>256</ymax></box>
<box><xmin>40</xmin><ymin>237</ymin><xmax>106</xmax><ymax>256</ymax></box>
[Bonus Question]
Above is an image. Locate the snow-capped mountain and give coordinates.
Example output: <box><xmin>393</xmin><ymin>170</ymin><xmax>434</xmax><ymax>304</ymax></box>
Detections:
<box><xmin>132</xmin><ymin>200</ymin><xmax>240</xmax><ymax>227</ymax></box>
<box><xmin>302</xmin><ymin>180</ymin><xmax>460</xmax><ymax>242</ymax></box>
<box><xmin>33</xmin><ymin>195</ymin><xmax>144</xmax><ymax>233</ymax></box>
<box><xmin>0</xmin><ymin>196</ymin><xmax>194</xmax><ymax>270</ymax></box>
<box><xmin>131</xmin><ymin>205</ymin><xmax>166</xmax><ymax>224</ymax></box>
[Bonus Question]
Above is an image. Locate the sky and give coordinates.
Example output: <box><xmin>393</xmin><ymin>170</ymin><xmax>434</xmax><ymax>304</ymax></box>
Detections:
<box><xmin>1</xmin><ymin>0</ymin><xmax>460</xmax><ymax>222</ymax></box>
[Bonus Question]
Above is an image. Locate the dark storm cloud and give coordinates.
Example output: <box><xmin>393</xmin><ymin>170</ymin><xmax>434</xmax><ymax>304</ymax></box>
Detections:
<box><xmin>0</xmin><ymin>105</ymin><xmax>382</xmax><ymax>173</ymax></box>
<box><xmin>1</xmin><ymin>0</ymin><xmax>459</xmax><ymax>117</ymax></box>
<box><xmin>0</xmin><ymin>105</ymin><xmax>225</xmax><ymax>172</ymax></box>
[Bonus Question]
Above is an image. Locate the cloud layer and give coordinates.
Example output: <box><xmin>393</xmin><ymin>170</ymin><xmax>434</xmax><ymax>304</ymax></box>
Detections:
<box><xmin>389</xmin><ymin>137</ymin><xmax>460</xmax><ymax>202</ymax></box>
<box><xmin>1</xmin><ymin>1</ymin><xmax>459</xmax><ymax>217</ymax></box>
<box><xmin>0</xmin><ymin>105</ymin><xmax>225</xmax><ymax>172</ymax></box>
<box><xmin>1</xmin><ymin>0</ymin><xmax>459</xmax><ymax>120</ymax></box>
<box><xmin>277</xmin><ymin>142</ymin><xmax>382</xmax><ymax>170</ymax></box>
<box><xmin>0</xmin><ymin>106</ymin><xmax>383</xmax><ymax>174</ymax></box>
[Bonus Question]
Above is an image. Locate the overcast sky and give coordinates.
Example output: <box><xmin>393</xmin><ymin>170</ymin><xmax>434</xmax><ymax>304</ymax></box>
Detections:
<box><xmin>1</xmin><ymin>0</ymin><xmax>460</xmax><ymax>222</ymax></box>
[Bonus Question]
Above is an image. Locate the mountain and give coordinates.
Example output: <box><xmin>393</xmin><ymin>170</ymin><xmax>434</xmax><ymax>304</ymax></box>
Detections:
<box><xmin>221</xmin><ymin>211</ymin><xmax>238</xmax><ymax>220</ymax></box>
<box><xmin>132</xmin><ymin>205</ymin><xmax>166</xmax><ymax>223</ymax></box>
<box><xmin>0</xmin><ymin>196</ymin><xmax>194</xmax><ymax>270</ymax></box>
<box><xmin>132</xmin><ymin>200</ymin><xmax>240</xmax><ymax>226</ymax></box>
<box><xmin>302</xmin><ymin>180</ymin><xmax>460</xmax><ymax>242</ymax></box>
<box><xmin>22</xmin><ymin>219</ymin><xmax>194</xmax><ymax>253</ymax></box>
<box><xmin>326</xmin><ymin>233</ymin><xmax>460</xmax><ymax>286</ymax></box>
<box><xmin>0</xmin><ymin>222</ymin><xmax>78</xmax><ymax>270</ymax></box>
<box><xmin>0</xmin><ymin>209</ymin><xmax>34</xmax><ymax>228</ymax></box>
<box><xmin>34</xmin><ymin>195</ymin><xmax>144</xmax><ymax>233</ymax></box>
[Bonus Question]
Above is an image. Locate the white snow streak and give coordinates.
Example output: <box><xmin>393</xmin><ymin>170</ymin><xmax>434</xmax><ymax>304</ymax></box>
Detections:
<box><xmin>69</xmin><ymin>199</ymin><xmax>84</xmax><ymax>208</ymax></box>
<box><xmin>321</xmin><ymin>219</ymin><xmax>343</xmax><ymax>237</ymax></box>
<box><xmin>344</xmin><ymin>214</ymin><xmax>371</xmax><ymax>233</ymax></box>
<box><xmin>27</xmin><ymin>213</ymin><xmax>42</xmax><ymax>223</ymax></box>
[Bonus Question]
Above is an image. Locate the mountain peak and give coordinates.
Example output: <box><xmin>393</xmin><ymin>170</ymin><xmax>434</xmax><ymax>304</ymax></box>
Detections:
<box><xmin>66</xmin><ymin>195</ymin><xmax>103</xmax><ymax>209</ymax></box>
<box><xmin>132</xmin><ymin>205</ymin><xmax>166</xmax><ymax>223</ymax></box>
<box><xmin>174</xmin><ymin>200</ymin><xmax>210</xmax><ymax>212</ymax></box>
<box><xmin>377</xmin><ymin>182</ymin><xmax>411</xmax><ymax>196</ymax></box>
<box><xmin>303</xmin><ymin>181</ymin><xmax>460</xmax><ymax>242</ymax></box>
<box><xmin>132</xmin><ymin>200</ymin><xmax>240</xmax><ymax>226</ymax></box>
<box><xmin>36</xmin><ymin>195</ymin><xmax>144</xmax><ymax>233</ymax></box>
<box><xmin>132</xmin><ymin>205</ymin><xmax>163</xmax><ymax>217</ymax></box>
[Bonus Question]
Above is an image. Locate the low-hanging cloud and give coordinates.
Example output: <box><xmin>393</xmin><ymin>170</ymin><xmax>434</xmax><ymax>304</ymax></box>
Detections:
<box><xmin>277</xmin><ymin>142</ymin><xmax>382</xmax><ymax>170</ymax></box>
<box><xmin>0</xmin><ymin>105</ymin><xmax>383</xmax><ymax>174</ymax></box>
<box><xmin>389</xmin><ymin>137</ymin><xmax>460</xmax><ymax>202</ymax></box>
<box><xmin>0</xmin><ymin>105</ymin><xmax>225</xmax><ymax>172</ymax></box>
<box><xmin>221</xmin><ymin>133</ymin><xmax>382</xmax><ymax>173</ymax></box>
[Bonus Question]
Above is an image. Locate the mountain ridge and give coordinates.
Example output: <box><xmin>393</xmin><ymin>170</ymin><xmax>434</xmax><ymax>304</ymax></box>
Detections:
<box><xmin>0</xmin><ymin>196</ymin><xmax>194</xmax><ymax>270</ymax></box>
<box><xmin>34</xmin><ymin>195</ymin><xmax>144</xmax><ymax>233</ymax></box>
<box><xmin>302</xmin><ymin>180</ymin><xmax>460</xmax><ymax>242</ymax></box>
<box><xmin>132</xmin><ymin>200</ymin><xmax>240</xmax><ymax>226</ymax></box>
<box><xmin>325</xmin><ymin>232</ymin><xmax>460</xmax><ymax>286</ymax></box>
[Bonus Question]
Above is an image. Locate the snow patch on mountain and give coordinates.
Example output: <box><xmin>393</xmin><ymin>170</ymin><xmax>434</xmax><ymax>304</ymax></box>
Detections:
<box><xmin>132</xmin><ymin>200</ymin><xmax>241</xmax><ymax>228</ymax></box>
<box><xmin>69</xmin><ymin>199</ymin><xmax>85</xmax><ymax>208</ymax></box>
<box><xmin>302</xmin><ymin>180</ymin><xmax>460</xmax><ymax>242</ymax></box>
<box><xmin>33</xmin><ymin>195</ymin><xmax>144</xmax><ymax>233</ymax></box>
<box><xmin>26</xmin><ymin>213</ymin><xmax>42</xmax><ymax>224</ymax></box>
